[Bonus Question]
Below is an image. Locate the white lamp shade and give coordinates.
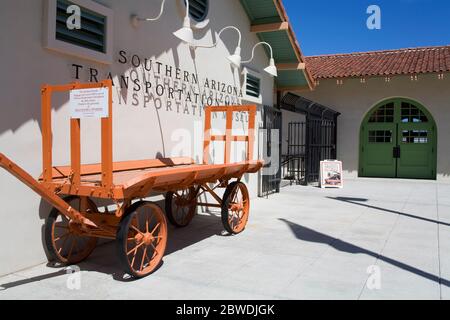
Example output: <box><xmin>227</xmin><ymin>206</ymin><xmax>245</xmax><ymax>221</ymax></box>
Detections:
<box><xmin>264</xmin><ymin>58</ymin><xmax>278</xmax><ymax>77</ymax></box>
<box><xmin>173</xmin><ymin>26</ymin><xmax>194</xmax><ymax>44</ymax></box>
<box><xmin>173</xmin><ymin>16</ymin><xmax>194</xmax><ymax>44</ymax></box>
<box><xmin>227</xmin><ymin>54</ymin><xmax>242</xmax><ymax>69</ymax></box>
<box><xmin>227</xmin><ymin>47</ymin><xmax>242</xmax><ymax>68</ymax></box>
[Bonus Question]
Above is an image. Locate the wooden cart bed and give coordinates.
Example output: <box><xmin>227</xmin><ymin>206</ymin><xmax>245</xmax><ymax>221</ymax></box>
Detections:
<box><xmin>42</xmin><ymin>159</ymin><xmax>263</xmax><ymax>200</ymax></box>
<box><xmin>0</xmin><ymin>80</ymin><xmax>264</xmax><ymax>278</ymax></box>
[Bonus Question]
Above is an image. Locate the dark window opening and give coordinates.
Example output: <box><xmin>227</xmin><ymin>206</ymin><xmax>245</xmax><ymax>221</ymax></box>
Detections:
<box><xmin>369</xmin><ymin>103</ymin><xmax>394</xmax><ymax>123</ymax></box>
<box><xmin>56</xmin><ymin>0</ymin><xmax>107</xmax><ymax>53</ymax></box>
<box><xmin>369</xmin><ymin>130</ymin><xmax>393</xmax><ymax>143</ymax></box>
<box><xmin>185</xmin><ymin>0</ymin><xmax>209</xmax><ymax>22</ymax></box>
<box><xmin>401</xmin><ymin>102</ymin><xmax>428</xmax><ymax>123</ymax></box>
<box><xmin>402</xmin><ymin>130</ymin><xmax>428</xmax><ymax>144</ymax></box>
<box><xmin>246</xmin><ymin>74</ymin><xmax>261</xmax><ymax>98</ymax></box>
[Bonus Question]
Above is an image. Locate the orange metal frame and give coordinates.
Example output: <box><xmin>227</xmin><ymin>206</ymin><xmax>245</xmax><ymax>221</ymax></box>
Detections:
<box><xmin>0</xmin><ymin>81</ymin><xmax>263</xmax><ymax>239</ymax></box>
<box><xmin>203</xmin><ymin>105</ymin><xmax>257</xmax><ymax>165</ymax></box>
<box><xmin>41</xmin><ymin>79</ymin><xmax>114</xmax><ymax>192</ymax></box>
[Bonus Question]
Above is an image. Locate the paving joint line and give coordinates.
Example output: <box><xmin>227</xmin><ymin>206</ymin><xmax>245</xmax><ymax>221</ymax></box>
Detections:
<box><xmin>282</xmin><ymin>194</ymin><xmax>372</xmax><ymax>292</ymax></box>
<box><xmin>436</xmin><ymin>183</ymin><xmax>443</xmax><ymax>299</ymax></box>
<box><xmin>357</xmin><ymin>186</ymin><xmax>414</xmax><ymax>300</ymax></box>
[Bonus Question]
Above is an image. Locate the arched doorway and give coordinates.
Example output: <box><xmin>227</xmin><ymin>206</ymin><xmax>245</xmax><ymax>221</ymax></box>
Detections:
<box><xmin>359</xmin><ymin>98</ymin><xmax>437</xmax><ymax>179</ymax></box>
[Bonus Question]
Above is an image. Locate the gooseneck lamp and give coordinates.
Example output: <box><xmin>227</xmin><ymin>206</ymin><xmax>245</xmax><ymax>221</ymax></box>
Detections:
<box><xmin>193</xmin><ymin>26</ymin><xmax>242</xmax><ymax>69</ymax></box>
<box><xmin>243</xmin><ymin>42</ymin><xmax>278</xmax><ymax>77</ymax></box>
<box><xmin>131</xmin><ymin>0</ymin><xmax>166</xmax><ymax>28</ymax></box>
<box><xmin>173</xmin><ymin>0</ymin><xmax>194</xmax><ymax>44</ymax></box>
<box><xmin>130</xmin><ymin>1</ymin><xmax>277</xmax><ymax>77</ymax></box>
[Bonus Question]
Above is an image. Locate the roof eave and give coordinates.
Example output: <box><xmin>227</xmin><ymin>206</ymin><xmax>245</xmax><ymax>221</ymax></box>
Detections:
<box><xmin>240</xmin><ymin>0</ymin><xmax>315</xmax><ymax>91</ymax></box>
<box><xmin>274</xmin><ymin>0</ymin><xmax>316</xmax><ymax>90</ymax></box>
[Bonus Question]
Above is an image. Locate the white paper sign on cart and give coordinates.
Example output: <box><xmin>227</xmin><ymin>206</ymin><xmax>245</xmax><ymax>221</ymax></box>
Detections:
<box><xmin>320</xmin><ymin>160</ymin><xmax>343</xmax><ymax>189</ymax></box>
<box><xmin>70</xmin><ymin>87</ymin><xmax>109</xmax><ymax>119</ymax></box>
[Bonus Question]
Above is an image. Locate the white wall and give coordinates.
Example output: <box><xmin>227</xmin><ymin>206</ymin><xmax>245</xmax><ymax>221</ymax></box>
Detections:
<box><xmin>297</xmin><ymin>74</ymin><xmax>450</xmax><ymax>181</ymax></box>
<box><xmin>0</xmin><ymin>0</ymin><xmax>275</xmax><ymax>276</ymax></box>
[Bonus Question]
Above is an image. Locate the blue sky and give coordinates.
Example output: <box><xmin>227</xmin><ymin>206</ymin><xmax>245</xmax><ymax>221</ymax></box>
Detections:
<box><xmin>283</xmin><ymin>0</ymin><xmax>450</xmax><ymax>56</ymax></box>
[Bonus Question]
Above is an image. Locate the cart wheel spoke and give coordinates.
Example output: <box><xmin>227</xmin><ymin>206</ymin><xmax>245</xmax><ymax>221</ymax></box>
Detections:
<box><xmin>131</xmin><ymin>250</ymin><xmax>138</xmax><ymax>268</ymax></box>
<box><xmin>146</xmin><ymin>214</ymin><xmax>155</xmax><ymax>231</ymax></box>
<box><xmin>45</xmin><ymin>196</ymin><xmax>98</xmax><ymax>265</ymax></box>
<box><xmin>232</xmin><ymin>192</ymin><xmax>238</xmax><ymax>204</ymax></box>
<box><xmin>59</xmin><ymin>235</ymin><xmax>70</xmax><ymax>255</ymax></box>
<box><xmin>150</xmin><ymin>243</ymin><xmax>159</xmax><ymax>259</ymax></box>
<box><xmin>130</xmin><ymin>225</ymin><xmax>144</xmax><ymax>235</ymax></box>
<box><xmin>221</xmin><ymin>182</ymin><xmax>250</xmax><ymax>235</ymax></box>
<box><xmin>54</xmin><ymin>232</ymin><xmax>70</xmax><ymax>242</ymax></box>
<box><xmin>117</xmin><ymin>201</ymin><xmax>167</xmax><ymax>278</ymax></box>
<box><xmin>127</xmin><ymin>241</ymin><xmax>145</xmax><ymax>256</ymax></box>
<box><xmin>165</xmin><ymin>187</ymin><xmax>197</xmax><ymax>228</ymax></box>
<box><xmin>140</xmin><ymin>247</ymin><xmax>148</xmax><ymax>271</ymax></box>
<box><xmin>150</xmin><ymin>223</ymin><xmax>161</xmax><ymax>236</ymax></box>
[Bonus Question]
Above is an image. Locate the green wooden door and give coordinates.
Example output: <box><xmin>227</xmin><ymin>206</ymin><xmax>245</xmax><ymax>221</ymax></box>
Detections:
<box><xmin>396</xmin><ymin>101</ymin><xmax>436</xmax><ymax>179</ymax></box>
<box><xmin>360</xmin><ymin>99</ymin><xmax>437</xmax><ymax>180</ymax></box>
<box><xmin>360</xmin><ymin>102</ymin><xmax>397</xmax><ymax>178</ymax></box>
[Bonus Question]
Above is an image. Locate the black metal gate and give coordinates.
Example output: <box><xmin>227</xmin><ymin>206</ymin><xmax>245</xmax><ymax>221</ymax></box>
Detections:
<box><xmin>259</xmin><ymin>105</ymin><xmax>282</xmax><ymax>197</ymax></box>
<box><xmin>281</xmin><ymin>93</ymin><xmax>340</xmax><ymax>184</ymax></box>
<box><xmin>284</xmin><ymin>122</ymin><xmax>306</xmax><ymax>182</ymax></box>
<box><xmin>305</xmin><ymin>118</ymin><xmax>337</xmax><ymax>183</ymax></box>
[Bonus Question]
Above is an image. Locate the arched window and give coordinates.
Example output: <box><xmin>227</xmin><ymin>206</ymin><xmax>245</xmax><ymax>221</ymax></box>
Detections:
<box><xmin>401</xmin><ymin>102</ymin><xmax>429</xmax><ymax>123</ymax></box>
<box><xmin>368</xmin><ymin>102</ymin><xmax>394</xmax><ymax>123</ymax></box>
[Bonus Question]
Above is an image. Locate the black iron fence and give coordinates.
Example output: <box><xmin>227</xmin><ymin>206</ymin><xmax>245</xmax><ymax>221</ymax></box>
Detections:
<box><xmin>259</xmin><ymin>106</ymin><xmax>282</xmax><ymax>197</ymax></box>
<box><xmin>306</xmin><ymin>118</ymin><xmax>337</xmax><ymax>183</ymax></box>
<box><xmin>281</xmin><ymin>93</ymin><xmax>340</xmax><ymax>185</ymax></box>
<box><xmin>283</xmin><ymin>122</ymin><xmax>306</xmax><ymax>182</ymax></box>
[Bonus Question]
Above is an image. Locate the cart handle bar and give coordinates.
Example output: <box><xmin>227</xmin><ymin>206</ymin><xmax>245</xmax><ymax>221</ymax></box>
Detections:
<box><xmin>0</xmin><ymin>153</ymin><xmax>95</xmax><ymax>226</ymax></box>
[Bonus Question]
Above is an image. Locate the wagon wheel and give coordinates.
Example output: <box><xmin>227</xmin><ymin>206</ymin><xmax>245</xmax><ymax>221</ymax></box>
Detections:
<box><xmin>44</xmin><ymin>196</ymin><xmax>98</xmax><ymax>265</ymax></box>
<box><xmin>165</xmin><ymin>187</ymin><xmax>198</xmax><ymax>228</ymax></box>
<box><xmin>116</xmin><ymin>201</ymin><xmax>168</xmax><ymax>278</ymax></box>
<box><xmin>221</xmin><ymin>182</ymin><xmax>250</xmax><ymax>235</ymax></box>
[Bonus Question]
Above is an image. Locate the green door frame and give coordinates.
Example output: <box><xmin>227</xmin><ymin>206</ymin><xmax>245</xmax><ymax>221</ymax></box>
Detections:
<box><xmin>359</xmin><ymin>98</ymin><xmax>437</xmax><ymax>180</ymax></box>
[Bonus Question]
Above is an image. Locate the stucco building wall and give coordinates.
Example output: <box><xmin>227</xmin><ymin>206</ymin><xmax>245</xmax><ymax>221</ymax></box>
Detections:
<box><xmin>299</xmin><ymin>74</ymin><xmax>450</xmax><ymax>181</ymax></box>
<box><xmin>0</xmin><ymin>0</ymin><xmax>275</xmax><ymax>276</ymax></box>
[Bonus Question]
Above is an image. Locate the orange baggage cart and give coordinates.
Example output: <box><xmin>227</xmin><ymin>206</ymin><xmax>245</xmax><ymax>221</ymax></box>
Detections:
<box><xmin>0</xmin><ymin>80</ymin><xmax>263</xmax><ymax>278</ymax></box>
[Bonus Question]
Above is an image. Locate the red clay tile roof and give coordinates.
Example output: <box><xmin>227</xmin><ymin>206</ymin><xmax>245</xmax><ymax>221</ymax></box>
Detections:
<box><xmin>305</xmin><ymin>45</ymin><xmax>450</xmax><ymax>79</ymax></box>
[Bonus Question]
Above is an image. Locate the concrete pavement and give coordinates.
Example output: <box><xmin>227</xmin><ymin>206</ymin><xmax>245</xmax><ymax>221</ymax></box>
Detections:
<box><xmin>0</xmin><ymin>178</ymin><xmax>449</xmax><ymax>300</ymax></box>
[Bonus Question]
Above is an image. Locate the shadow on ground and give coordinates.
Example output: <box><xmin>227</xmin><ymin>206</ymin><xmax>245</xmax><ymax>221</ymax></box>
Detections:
<box><xmin>0</xmin><ymin>213</ymin><xmax>225</xmax><ymax>289</ymax></box>
<box><xmin>279</xmin><ymin>218</ymin><xmax>450</xmax><ymax>288</ymax></box>
<box><xmin>328</xmin><ymin>196</ymin><xmax>450</xmax><ymax>227</ymax></box>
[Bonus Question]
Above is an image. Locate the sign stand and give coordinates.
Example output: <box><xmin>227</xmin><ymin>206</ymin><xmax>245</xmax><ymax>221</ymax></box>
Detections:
<box><xmin>320</xmin><ymin>160</ymin><xmax>344</xmax><ymax>189</ymax></box>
